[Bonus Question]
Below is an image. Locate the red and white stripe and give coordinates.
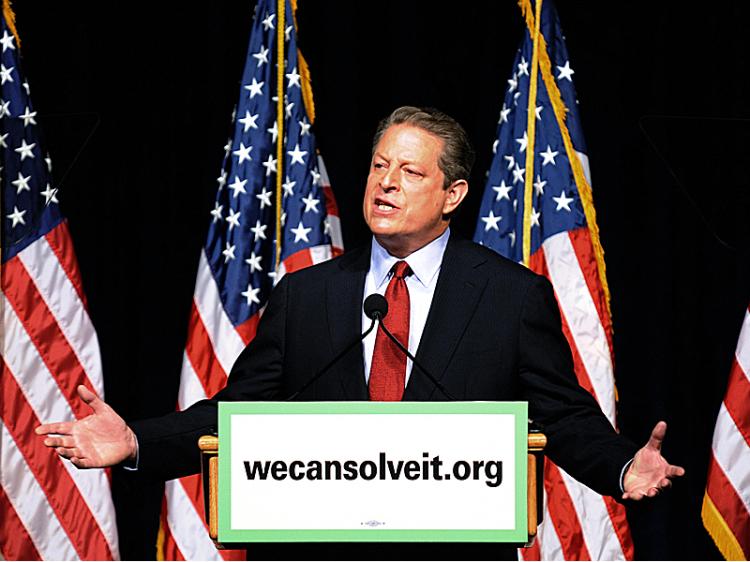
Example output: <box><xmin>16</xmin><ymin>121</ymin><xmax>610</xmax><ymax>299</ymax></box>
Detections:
<box><xmin>0</xmin><ymin>221</ymin><xmax>120</xmax><ymax>560</ymax></box>
<box><xmin>702</xmin><ymin>306</ymin><xmax>750</xmax><ymax>560</ymax></box>
<box><xmin>522</xmin><ymin>221</ymin><xmax>634</xmax><ymax>560</ymax></box>
<box><xmin>158</xmin><ymin>157</ymin><xmax>342</xmax><ymax>560</ymax></box>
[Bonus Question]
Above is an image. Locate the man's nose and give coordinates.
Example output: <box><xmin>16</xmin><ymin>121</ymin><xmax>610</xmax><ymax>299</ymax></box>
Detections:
<box><xmin>379</xmin><ymin>168</ymin><xmax>399</xmax><ymax>191</ymax></box>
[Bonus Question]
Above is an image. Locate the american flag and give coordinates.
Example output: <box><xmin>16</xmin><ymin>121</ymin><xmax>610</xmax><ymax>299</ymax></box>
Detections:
<box><xmin>156</xmin><ymin>0</ymin><xmax>343</xmax><ymax>559</ymax></box>
<box><xmin>473</xmin><ymin>1</ymin><xmax>633</xmax><ymax>559</ymax></box>
<box><xmin>702</xmin><ymin>304</ymin><xmax>750</xmax><ymax>560</ymax></box>
<box><xmin>0</xmin><ymin>5</ymin><xmax>120</xmax><ymax>561</ymax></box>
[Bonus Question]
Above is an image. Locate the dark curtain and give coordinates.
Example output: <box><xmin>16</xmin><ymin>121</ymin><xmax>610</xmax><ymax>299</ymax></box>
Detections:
<box><xmin>12</xmin><ymin>2</ymin><xmax>749</xmax><ymax>559</ymax></box>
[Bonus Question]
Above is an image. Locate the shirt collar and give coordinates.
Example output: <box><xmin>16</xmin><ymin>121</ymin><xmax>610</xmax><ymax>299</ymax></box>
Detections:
<box><xmin>370</xmin><ymin>227</ymin><xmax>450</xmax><ymax>290</ymax></box>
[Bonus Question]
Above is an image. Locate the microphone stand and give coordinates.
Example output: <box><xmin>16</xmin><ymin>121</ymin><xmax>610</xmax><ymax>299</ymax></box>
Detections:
<box><xmin>285</xmin><ymin>316</ymin><xmax>378</xmax><ymax>401</ymax></box>
<box><xmin>376</xmin><ymin>321</ymin><xmax>456</xmax><ymax>401</ymax></box>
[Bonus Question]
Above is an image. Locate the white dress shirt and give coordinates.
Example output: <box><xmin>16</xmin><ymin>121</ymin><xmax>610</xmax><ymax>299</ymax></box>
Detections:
<box><xmin>361</xmin><ymin>228</ymin><xmax>450</xmax><ymax>385</ymax></box>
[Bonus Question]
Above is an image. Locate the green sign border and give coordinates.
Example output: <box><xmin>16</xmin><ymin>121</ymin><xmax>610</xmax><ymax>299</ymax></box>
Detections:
<box><xmin>218</xmin><ymin>401</ymin><xmax>527</xmax><ymax>543</ymax></box>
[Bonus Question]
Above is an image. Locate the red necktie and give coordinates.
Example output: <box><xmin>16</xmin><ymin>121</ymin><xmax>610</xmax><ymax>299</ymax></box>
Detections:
<box><xmin>369</xmin><ymin>261</ymin><xmax>411</xmax><ymax>401</ymax></box>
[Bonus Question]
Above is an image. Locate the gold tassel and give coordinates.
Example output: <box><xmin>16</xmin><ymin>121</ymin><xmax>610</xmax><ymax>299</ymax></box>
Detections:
<box><xmin>2</xmin><ymin>0</ymin><xmax>20</xmax><ymax>50</ymax></box>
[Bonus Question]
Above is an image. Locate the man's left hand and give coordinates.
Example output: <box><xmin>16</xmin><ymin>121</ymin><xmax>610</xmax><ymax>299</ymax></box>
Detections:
<box><xmin>622</xmin><ymin>421</ymin><xmax>685</xmax><ymax>500</ymax></box>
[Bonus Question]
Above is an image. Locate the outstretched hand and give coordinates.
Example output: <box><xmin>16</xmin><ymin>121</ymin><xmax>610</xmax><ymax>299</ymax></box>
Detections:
<box><xmin>622</xmin><ymin>421</ymin><xmax>685</xmax><ymax>500</ymax></box>
<box><xmin>36</xmin><ymin>385</ymin><xmax>137</xmax><ymax>469</ymax></box>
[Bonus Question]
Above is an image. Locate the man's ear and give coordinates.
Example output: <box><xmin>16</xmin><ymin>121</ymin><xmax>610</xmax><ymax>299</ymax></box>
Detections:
<box><xmin>443</xmin><ymin>179</ymin><xmax>469</xmax><ymax>216</ymax></box>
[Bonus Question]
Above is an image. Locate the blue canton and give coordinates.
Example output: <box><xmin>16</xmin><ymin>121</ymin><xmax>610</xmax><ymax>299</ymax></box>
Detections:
<box><xmin>205</xmin><ymin>0</ymin><xmax>332</xmax><ymax>328</ymax></box>
<box><xmin>1</xmin><ymin>17</ymin><xmax>61</xmax><ymax>263</ymax></box>
<box><xmin>474</xmin><ymin>2</ymin><xmax>588</xmax><ymax>262</ymax></box>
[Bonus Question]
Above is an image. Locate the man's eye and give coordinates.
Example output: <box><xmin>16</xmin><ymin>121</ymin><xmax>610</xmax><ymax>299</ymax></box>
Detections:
<box><xmin>373</xmin><ymin>162</ymin><xmax>385</xmax><ymax>169</ymax></box>
<box><xmin>405</xmin><ymin>168</ymin><xmax>422</xmax><ymax>177</ymax></box>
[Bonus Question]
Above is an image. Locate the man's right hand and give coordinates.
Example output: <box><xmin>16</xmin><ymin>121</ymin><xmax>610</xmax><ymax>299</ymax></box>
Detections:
<box><xmin>36</xmin><ymin>384</ymin><xmax>137</xmax><ymax>469</ymax></box>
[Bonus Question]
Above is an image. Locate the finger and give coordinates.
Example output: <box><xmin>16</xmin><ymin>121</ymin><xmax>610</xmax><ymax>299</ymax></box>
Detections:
<box><xmin>43</xmin><ymin>435</ymin><xmax>76</xmax><ymax>448</ymax></box>
<box><xmin>659</xmin><ymin>478</ymin><xmax>672</xmax><ymax>489</ymax></box>
<box><xmin>77</xmin><ymin>384</ymin><xmax>102</xmax><ymax>408</ymax></box>
<box><xmin>36</xmin><ymin>422</ymin><xmax>74</xmax><ymax>435</ymax></box>
<box><xmin>77</xmin><ymin>384</ymin><xmax>114</xmax><ymax>417</ymax></box>
<box><xmin>623</xmin><ymin>490</ymin><xmax>644</xmax><ymax>501</ymax></box>
<box><xmin>667</xmin><ymin>465</ymin><xmax>685</xmax><ymax>477</ymax></box>
<box><xmin>56</xmin><ymin>447</ymin><xmax>79</xmax><ymax>459</ymax></box>
<box><xmin>646</xmin><ymin>421</ymin><xmax>668</xmax><ymax>451</ymax></box>
<box><xmin>70</xmin><ymin>457</ymin><xmax>94</xmax><ymax>469</ymax></box>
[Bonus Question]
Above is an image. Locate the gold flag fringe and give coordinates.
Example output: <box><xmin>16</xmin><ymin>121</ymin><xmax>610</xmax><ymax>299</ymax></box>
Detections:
<box><xmin>298</xmin><ymin>51</ymin><xmax>315</xmax><ymax>125</ymax></box>
<box><xmin>156</xmin><ymin>519</ymin><xmax>166</xmax><ymax>560</ymax></box>
<box><xmin>289</xmin><ymin>0</ymin><xmax>315</xmax><ymax>123</ymax></box>
<box><xmin>702</xmin><ymin>492</ymin><xmax>747</xmax><ymax>560</ymax></box>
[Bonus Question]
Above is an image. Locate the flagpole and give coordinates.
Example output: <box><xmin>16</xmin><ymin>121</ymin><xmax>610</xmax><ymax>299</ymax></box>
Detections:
<box><xmin>274</xmin><ymin>0</ymin><xmax>285</xmax><ymax>272</ymax></box>
<box><xmin>522</xmin><ymin>0</ymin><xmax>542</xmax><ymax>267</ymax></box>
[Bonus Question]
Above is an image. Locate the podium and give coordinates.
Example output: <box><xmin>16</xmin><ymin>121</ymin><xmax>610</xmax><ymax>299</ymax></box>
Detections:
<box><xmin>199</xmin><ymin>402</ymin><xmax>546</xmax><ymax>547</ymax></box>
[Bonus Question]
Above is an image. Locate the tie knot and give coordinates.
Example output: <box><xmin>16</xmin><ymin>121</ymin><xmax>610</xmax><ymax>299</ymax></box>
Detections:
<box><xmin>392</xmin><ymin>261</ymin><xmax>411</xmax><ymax>280</ymax></box>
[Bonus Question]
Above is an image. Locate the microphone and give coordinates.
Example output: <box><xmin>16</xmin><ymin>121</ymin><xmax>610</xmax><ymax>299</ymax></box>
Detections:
<box><xmin>363</xmin><ymin>293</ymin><xmax>388</xmax><ymax>321</ymax></box>
<box><xmin>374</xmin><ymin>295</ymin><xmax>456</xmax><ymax>401</ymax></box>
<box><xmin>285</xmin><ymin>295</ymin><xmax>382</xmax><ymax>401</ymax></box>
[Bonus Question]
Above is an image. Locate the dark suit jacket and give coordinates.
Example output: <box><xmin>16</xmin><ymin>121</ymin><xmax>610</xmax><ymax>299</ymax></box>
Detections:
<box><xmin>130</xmin><ymin>235</ymin><xmax>637</xmax><ymax>559</ymax></box>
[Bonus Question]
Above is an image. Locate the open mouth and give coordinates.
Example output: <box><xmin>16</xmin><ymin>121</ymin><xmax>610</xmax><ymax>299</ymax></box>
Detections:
<box><xmin>374</xmin><ymin>198</ymin><xmax>398</xmax><ymax>212</ymax></box>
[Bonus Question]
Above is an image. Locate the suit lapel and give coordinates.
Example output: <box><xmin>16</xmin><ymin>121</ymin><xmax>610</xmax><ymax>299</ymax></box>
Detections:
<box><xmin>326</xmin><ymin>246</ymin><xmax>369</xmax><ymax>400</ymax></box>
<box><xmin>403</xmin><ymin>236</ymin><xmax>489</xmax><ymax>400</ymax></box>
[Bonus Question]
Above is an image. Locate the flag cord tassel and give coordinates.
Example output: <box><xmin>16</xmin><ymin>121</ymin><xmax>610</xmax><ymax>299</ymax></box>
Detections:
<box><xmin>518</xmin><ymin>0</ymin><xmax>613</xmax><ymax>319</ymax></box>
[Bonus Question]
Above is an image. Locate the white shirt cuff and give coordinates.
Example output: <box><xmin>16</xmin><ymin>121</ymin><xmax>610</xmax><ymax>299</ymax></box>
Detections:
<box><xmin>619</xmin><ymin>458</ymin><xmax>634</xmax><ymax>493</ymax></box>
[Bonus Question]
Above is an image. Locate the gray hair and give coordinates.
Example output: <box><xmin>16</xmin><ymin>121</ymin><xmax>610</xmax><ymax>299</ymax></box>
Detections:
<box><xmin>372</xmin><ymin>106</ymin><xmax>475</xmax><ymax>189</ymax></box>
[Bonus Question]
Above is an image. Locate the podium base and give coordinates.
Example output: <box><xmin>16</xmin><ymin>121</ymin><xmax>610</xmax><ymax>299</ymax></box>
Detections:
<box><xmin>241</xmin><ymin>542</ymin><xmax>520</xmax><ymax>561</ymax></box>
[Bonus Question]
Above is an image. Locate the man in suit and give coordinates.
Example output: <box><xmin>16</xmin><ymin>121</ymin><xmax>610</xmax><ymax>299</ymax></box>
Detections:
<box><xmin>38</xmin><ymin>106</ymin><xmax>683</xmax><ymax>557</ymax></box>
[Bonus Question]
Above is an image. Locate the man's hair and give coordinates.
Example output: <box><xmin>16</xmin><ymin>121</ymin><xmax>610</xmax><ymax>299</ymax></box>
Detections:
<box><xmin>372</xmin><ymin>106</ymin><xmax>475</xmax><ymax>189</ymax></box>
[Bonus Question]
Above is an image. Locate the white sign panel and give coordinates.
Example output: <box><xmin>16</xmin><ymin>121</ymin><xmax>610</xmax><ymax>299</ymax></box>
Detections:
<box><xmin>218</xmin><ymin>401</ymin><xmax>527</xmax><ymax>543</ymax></box>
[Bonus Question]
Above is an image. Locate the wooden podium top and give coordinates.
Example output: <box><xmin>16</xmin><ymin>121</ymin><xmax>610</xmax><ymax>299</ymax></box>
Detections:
<box><xmin>199</xmin><ymin>433</ymin><xmax>548</xmax><ymax>452</ymax></box>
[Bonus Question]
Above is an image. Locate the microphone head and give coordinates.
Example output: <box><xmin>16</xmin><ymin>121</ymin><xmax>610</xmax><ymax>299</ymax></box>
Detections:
<box><xmin>364</xmin><ymin>294</ymin><xmax>388</xmax><ymax>320</ymax></box>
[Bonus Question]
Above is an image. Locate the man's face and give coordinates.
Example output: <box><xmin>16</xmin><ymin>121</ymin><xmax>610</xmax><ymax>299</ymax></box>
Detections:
<box><xmin>363</xmin><ymin>124</ymin><xmax>467</xmax><ymax>257</ymax></box>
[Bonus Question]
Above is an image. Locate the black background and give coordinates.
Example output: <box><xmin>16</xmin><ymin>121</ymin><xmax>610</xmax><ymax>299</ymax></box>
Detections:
<box><xmin>9</xmin><ymin>1</ymin><xmax>750</xmax><ymax>560</ymax></box>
